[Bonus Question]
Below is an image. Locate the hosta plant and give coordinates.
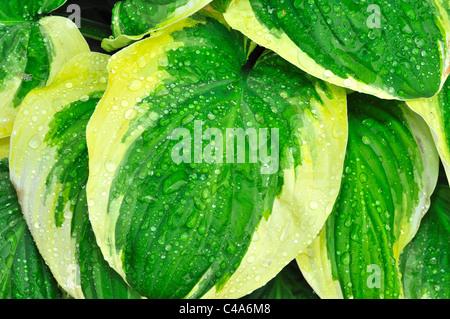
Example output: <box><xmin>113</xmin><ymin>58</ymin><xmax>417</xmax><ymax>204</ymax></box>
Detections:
<box><xmin>0</xmin><ymin>0</ymin><xmax>449</xmax><ymax>300</ymax></box>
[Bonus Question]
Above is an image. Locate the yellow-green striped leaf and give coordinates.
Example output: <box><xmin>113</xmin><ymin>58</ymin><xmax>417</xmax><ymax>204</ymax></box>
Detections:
<box><xmin>0</xmin><ymin>0</ymin><xmax>90</xmax><ymax>138</ymax></box>
<box><xmin>87</xmin><ymin>12</ymin><xmax>348</xmax><ymax>299</ymax></box>
<box><xmin>0</xmin><ymin>137</ymin><xmax>62</xmax><ymax>299</ymax></box>
<box><xmin>399</xmin><ymin>184</ymin><xmax>450</xmax><ymax>299</ymax></box>
<box><xmin>9</xmin><ymin>52</ymin><xmax>140</xmax><ymax>299</ymax></box>
<box><xmin>0</xmin><ymin>0</ymin><xmax>66</xmax><ymax>22</ymax></box>
<box><xmin>102</xmin><ymin>0</ymin><xmax>212</xmax><ymax>51</ymax></box>
<box><xmin>222</xmin><ymin>0</ymin><xmax>450</xmax><ymax>101</ymax></box>
<box><xmin>297</xmin><ymin>93</ymin><xmax>439</xmax><ymax>299</ymax></box>
<box><xmin>407</xmin><ymin>76</ymin><xmax>450</xmax><ymax>184</ymax></box>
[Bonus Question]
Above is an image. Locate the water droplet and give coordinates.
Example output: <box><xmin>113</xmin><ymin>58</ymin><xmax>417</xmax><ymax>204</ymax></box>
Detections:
<box><xmin>227</xmin><ymin>242</ymin><xmax>237</xmax><ymax>254</ymax></box>
<box><xmin>428</xmin><ymin>257</ymin><xmax>437</xmax><ymax>265</ymax></box>
<box><xmin>343</xmin><ymin>79</ymin><xmax>353</xmax><ymax>87</ymax></box>
<box><xmin>128</xmin><ymin>80</ymin><xmax>143</xmax><ymax>91</ymax></box>
<box><xmin>79</xmin><ymin>95</ymin><xmax>90</xmax><ymax>102</ymax></box>
<box><xmin>137</xmin><ymin>56</ymin><xmax>147</xmax><ymax>68</ymax></box>
<box><xmin>185</xmin><ymin>211</ymin><xmax>198</xmax><ymax>228</ymax></box>
<box><xmin>309</xmin><ymin>201</ymin><xmax>319</xmax><ymax>209</ymax></box>
<box><xmin>163</xmin><ymin>171</ymin><xmax>188</xmax><ymax>195</ymax></box>
<box><xmin>28</xmin><ymin>134</ymin><xmax>41</xmax><ymax>149</ymax></box>
<box><xmin>340</xmin><ymin>251</ymin><xmax>350</xmax><ymax>265</ymax></box>
<box><xmin>359</xmin><ymin>173</ymin><xmax>368</xmax><ymax>183</ymax></box>
<box><xmin>201</xmin><ymin>187</ymin><xmax>210</xmax><ymax>199</ymax></box>
<box><xmin>362</xmin><ymin>136</ymin><xmax>372</xmax><ymax>145</ymax></box>
<box><xmin>350</xmin><ymin>224</ymin><xmax>360</xmax><ymax>241</ymax></box>
<box><xmin>5</xmin><ymin>254</ymin><xmax>13</xmax><ymax>269</ymax></box>
<box><xmin>362</xmin><ymin>119</ymin><xmax>374</xmax><ymax>128</ymax></box>
<box><xmin>344</xmin><ymin>215</ymin><xmax>352</xmax><ymax>227</ymax></box>
<box><xmin>105</xmin><ymin>161</ymin><xmax>117</xmax><ymax>173</ymax></box>
<box><xmin>324</xmin><ymin>70</ymin><xmax>334</xmax><ymax>78</ymax></box>
<box><xmin>124</xmin><ymin>109</ymin><xmax>137</xmax><ymax>120</ymax></box>
<box><xmin>4</xmin><ymin>230</ymin><xmax>16</xmax><ymax>247</ymax></box>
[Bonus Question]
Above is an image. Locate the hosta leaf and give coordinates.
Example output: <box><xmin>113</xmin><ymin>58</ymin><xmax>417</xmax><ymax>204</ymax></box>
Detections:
<box><xmin>0</xmin><ymin>12</ymin><xmax>90</xmax><ymax>138</ymax></box>
<box><xmin>399</xmin><ymin>184</ymin><xmax>450</xmax><ymax>299</ymax></box>
<box><xmin>243</xmin><ymin>261</ymin><xmax>318</xmax><ymax>299</ymax></box>
<box><xmin>87</xmin><ymin>12</ymin><xmax>348</xmax><ymax>299</ymax></box>
<box><xmin>222</xmin><ymin>0</ymin><xmax>450</xmax><ymax>100</ymax></box>
<box><xmin>0</xmin><ymin>138</ymin><xmax>61</xmax><ymax>299</ymax></box>
<box><xmin>102</xmin><ymin>0</ymin><xmax>213</xmax><ymax>51</ymax></box>
<box><xmin>407</xmin><ymin>76</ymin><xmax>450</xmax><ymax>184</ymax></box>
<box><xmin>9</xmin><ymin>52</ymin><xmax>140</xmax><ymax>299</ymax></box>
<box><xmin>297</xmin><ymin>93</ymin><xmax>439</xmax><ymax>299</ymax></box>
<box><xmin>210</xmin><ymin>0</ymin><xmax>232</xmax><ymax>12</ymax></box>
<box><xmin>0</xmin><ymin>0</ymin><xmax>66</xmax><ymax>22</ymax></box>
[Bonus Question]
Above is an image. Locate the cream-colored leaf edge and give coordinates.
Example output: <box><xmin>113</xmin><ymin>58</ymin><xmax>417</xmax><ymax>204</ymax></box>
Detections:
<box><xmin>199</xmin><ymin>82</ymin><xmax>348</xmax><ymax>299</ymax></box>
<box><xmin>102</xmin><ymin>0</ymin><xmax>212</xmax><ymax>52</ymax></box>
<box><xmin>296</xmin><ymin>102</ymin><xmax>439</xmax><ymax>299</ymax></box>
<box><xmin>9</xmin><ymin>52</ymin><xmax>109</xmax><ymax>299</ymax></box>
<box><xmin>406</xmin><ymin>95</ymin><xmax>450</xmax><ymax>184</ymax></box>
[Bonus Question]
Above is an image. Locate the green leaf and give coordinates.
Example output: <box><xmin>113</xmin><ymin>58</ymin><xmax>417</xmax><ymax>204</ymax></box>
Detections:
<box><xmin>9</xmin><ymin>52</ymin><xmax>140</xmax><ymax>299</ymax></box>
<box><xmin>0</xmin><ymin>141</ymin><xmax>62</xmax><ymax>299</ymax></box>
<box><xmin>407</xmin><ymin>76</ymin><xmax>450</xmax><ymax>184</ymax></box>
<box><xmin>87</xmin><ymin>12</ymin><xmax>348</xmax><ymax>299</ymax></box>
<box><xmin>222</xmin><ymin>0</ymin><xmax>450</xmax><ymax>100</ymax></box>
<box><xmin>243</xmin><ymin>261</ymin><xmax>318</xmax><ymax>299</ymax></box>
<box><xmin>0</xmin><ymin>3</ymin><xmax>90</xmax><ymax>138</ymax></box>
<box><xmin>297</xmin><ymin>93</ymin><xmax>439</xmax><ymax>299</ymax></box>
<box><xmin>0</xmin><ymin>0</ymin><xmax>66</xmax><ymax>22</ymax></box>
<box><xmin>399</xmin><ymin>184</ymin><xmax>450</xmax><ymax>299</ymax></box>
<box><xmin>101</xmin><ymin>0</ymin><xmax>213</xmax><ymax>51</ymax></box>
<box><xmin>210</xmin><ymin>0</ymin><xmax>233</xmax><ymax>13</ymax></box>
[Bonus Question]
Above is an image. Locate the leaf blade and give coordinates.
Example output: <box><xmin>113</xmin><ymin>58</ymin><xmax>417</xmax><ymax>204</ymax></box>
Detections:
<box><xmin>297</xmin><ymin>93</ymin><xmax>439</xmax><ymax>299</ymax></box>
<box><xmin>223</xmin><ymin>0</ymin><xmax>450</xmax><ymax>100</ymax></box>
<box><xmin>87</xmin><ymin>12</ymin><xmax>348</xmax><ymax>299</ymax></box>
<box><xmin>407</xmin><ymin>76</ymin><xmax>450</xmax><ymax>184</ymax></box>
<box><xmin>101</xmin><ymin>0</ymin><xmax>213</xmax><ymax>51</ymax></box>
<box><xmin>0</xmin><ymin>16</ymin><xmax>90</xmax><ymax>138</ymax></box>
<box><xmin>9</xmin><ymin>52</ymin><xmax>140</xmax><ymax>299</ymax></box>
<box><xmin>0</xmin><ymin>144</ymin><xmax>61</xmax><ymax>299</ymax></box>
<box><xmin>399</xmin><ymin>184</ymin><xmax>450</xmax><ymax>299</ymax></box>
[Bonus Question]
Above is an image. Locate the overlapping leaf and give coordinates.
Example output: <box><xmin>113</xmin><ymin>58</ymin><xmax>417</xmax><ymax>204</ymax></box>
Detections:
<box><xmin>9</xmin><ymin>52</ymin><xmax>140</xmax><ymax>299</ymax></box>
<box><xmin>0</xmin><ymin>0</ymin><xmax>90</xmax><ymax>138</ymax></box>
<box><xmin>296</xmin><ymin>93</ymin><xmax>439</xmax><ymax>299</ymax></box>
<box><xmin>102</xmin><ymin>0</ymin><xmax>213</xmax><ymax>51</ymax></box>
<box><xmin>0</xmin><ymin>0</ymin><xmax>66</xmax><ymax>21</ymax></box>
<box><xmin>407</xmin><ymin>77</ymin><xmax>450</xmax><ymax>184</ymax></box>
<box><xmin>399</xmin><ymin>184</ymin><xmax>450</xmax><ymax>299</ymax></box>
<box><xmin>87</xmin><ymin>11</ymin><xmax>348</xmax><ymax>299</ymax></box>
<box><xmin>210</xmin><ymin>0</ymin><xmax>232</xmax><ymax>12</ymax></box>
<box><xmin>0</xmin><ymin>137</ymin><xmax>62</xmax><ymax>299</ymax></box>
<box><xmin>221</xmin><ymin>0</ymin><xmax>450</xmax><ymax>100</ymax></box>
